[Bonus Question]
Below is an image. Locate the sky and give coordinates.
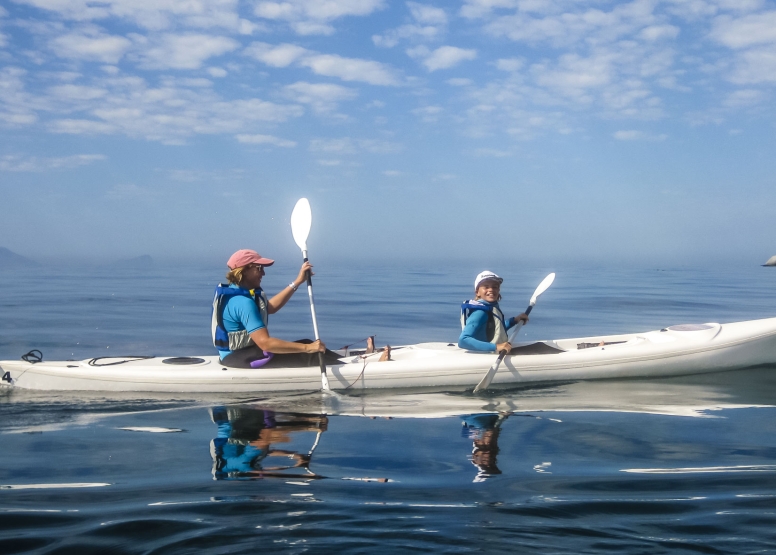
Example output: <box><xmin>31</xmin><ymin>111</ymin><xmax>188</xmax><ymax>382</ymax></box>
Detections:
<box><xmin>1</xmin><ymin>0</ymin><xmax>775</xmax><ymax>266</ymax></box>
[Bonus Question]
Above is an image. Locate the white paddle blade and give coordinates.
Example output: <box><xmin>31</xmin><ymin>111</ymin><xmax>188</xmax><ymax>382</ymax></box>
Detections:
<box><xmin>529</xmin><ymin>272</ymin><xmax>555</xmax><ymax>305</ymax></box>
<box><xmin>473</xmin><ymin>358</ymin><xmax>502</xmax><ymax>393</ymax></box>
<box><xmin>291</xmin><ymin>198</ymin><xmax>312</xmax><ymax>251</ymax></box>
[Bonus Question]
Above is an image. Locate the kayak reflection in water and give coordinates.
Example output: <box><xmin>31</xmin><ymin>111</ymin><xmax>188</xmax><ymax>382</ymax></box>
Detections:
<box><xmin>459</xmin><ymin>271</ymin><xmax>529</xmax><ymax>354</ymax></box>
<box><xmin>461</xmin><ymin>413</ymin><xmax>511</xmax><ymax>482</ymax></box>
<box><xmin>212</xmin><ymin>248</ymin><xmax>338</xmax><ymax>369</ymax></box>
<box><xmin>209</xmin><ymin>406</ymin><xmax>328</xmax><ymax>480</ymax></box>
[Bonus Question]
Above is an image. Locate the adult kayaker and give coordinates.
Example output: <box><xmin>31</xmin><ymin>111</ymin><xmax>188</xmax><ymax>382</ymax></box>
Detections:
<box><xmin>459</xmin><ymin>271</ymin><xmax>529</xmax><ymax>353</ymax></box>
<box><xmin>212</xmin><ymin>249</ymin><xmax>327</xmax><ymax>368</ymax></box>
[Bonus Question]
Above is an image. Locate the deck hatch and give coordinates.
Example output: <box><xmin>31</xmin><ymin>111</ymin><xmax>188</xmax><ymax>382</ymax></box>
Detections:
<box><xmin>668</xmin><ymin>324</ymin><xmax>715</xmax><ymax>332</ymax></box>
<box><xmin>162</xmin><ymin>357</ymin><xmax>207</xmax><ymax>365</ymax></box>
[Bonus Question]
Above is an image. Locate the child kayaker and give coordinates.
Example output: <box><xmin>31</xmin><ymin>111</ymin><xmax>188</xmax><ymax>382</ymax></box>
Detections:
<box><xmin>459</xmin><ymin>271</ymin><xmax>529</xmax><ymax>353</ymax></box>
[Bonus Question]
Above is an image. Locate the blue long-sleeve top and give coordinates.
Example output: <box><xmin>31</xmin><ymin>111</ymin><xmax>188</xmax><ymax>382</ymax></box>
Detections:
<box><xmin>458</xmin><ymin>302</ymin><xmax>518</xmax><ymax>352</ymax></box>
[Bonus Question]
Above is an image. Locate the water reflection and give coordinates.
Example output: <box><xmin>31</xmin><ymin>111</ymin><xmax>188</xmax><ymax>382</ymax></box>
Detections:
<box><xmin>210</xmin><ymin>403</ymin><xmax>514</xmax><ymax>483</ymax></box>
<box><xmin>209</xmin><ymin>406</ymin><xmax>327</xmax><ymax>480</ymax></box>
<box><xmin>461</xmin><ymin>413</ymin><xmax>508</xmax><ymax>482</ymax></box>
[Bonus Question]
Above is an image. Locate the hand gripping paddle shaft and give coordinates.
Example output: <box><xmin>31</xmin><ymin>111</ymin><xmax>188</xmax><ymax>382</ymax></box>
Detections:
<box><xmin>473</xmin><ymin>273</ymin><xmax>556</xmax><ymax>393</ymax></box>
<box><xmin>290</xmin><ymin>198</ymin><xmax>330</xmax><ymax>391</ymax></box>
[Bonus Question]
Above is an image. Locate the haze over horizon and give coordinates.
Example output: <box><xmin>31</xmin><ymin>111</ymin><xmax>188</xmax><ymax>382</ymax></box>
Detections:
<box><xmin>1</xmin><ymin>0</ymin><xmax>775</xmax><ymax>267</ymax></box>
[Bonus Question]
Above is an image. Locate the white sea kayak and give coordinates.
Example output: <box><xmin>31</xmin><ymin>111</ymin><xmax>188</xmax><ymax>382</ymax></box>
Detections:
<box><xmin>2</xmin><ymin>317</ymin><xmax>776</xmax><ymax>393</ymax></box>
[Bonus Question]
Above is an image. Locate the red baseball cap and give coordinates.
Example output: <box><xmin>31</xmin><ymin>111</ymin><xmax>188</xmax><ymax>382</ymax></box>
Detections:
<box><xmin>227</xmin><ymin>249</ymin><xmax>275</xmax><ymax>270</ymax></box>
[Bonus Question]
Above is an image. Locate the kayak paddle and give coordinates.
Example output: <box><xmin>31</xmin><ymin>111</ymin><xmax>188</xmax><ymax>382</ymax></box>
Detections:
<box><xmin>290</xmin><ymin>198</ymin><xmax>330</xmax><ymax>391</ymax></box>
<box><xmin>473</xmin><ymin>272</ymin><xmax>555</xmax><ymax>393</ymax></box>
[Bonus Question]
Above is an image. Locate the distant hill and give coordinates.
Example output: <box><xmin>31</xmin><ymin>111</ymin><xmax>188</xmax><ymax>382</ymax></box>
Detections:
<box><xmin>0</xmin><ymin>247</ymin><xmax>38</xmax><ymax>269</ymax></box>
<box><xmin>111</xmin><ymin>254</ymin><xmax>155</xmax><ymax>270</ymax></box>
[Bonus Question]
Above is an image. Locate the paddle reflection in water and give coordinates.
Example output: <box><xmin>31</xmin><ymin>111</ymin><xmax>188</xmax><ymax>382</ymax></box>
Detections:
<box><xmin>209</xmin><ymin>406</ymin><xmax>327</xmax><ymax>480</ymax></box>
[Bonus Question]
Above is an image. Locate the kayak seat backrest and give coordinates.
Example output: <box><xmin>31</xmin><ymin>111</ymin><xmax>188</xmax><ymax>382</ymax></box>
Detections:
<box><xmin>509</xmin><ymin>342</ymin><xmax>565</xmax><ymax>356</ymax></box>
<box><xmin>258</xmin><ymin>349</ymin><xmax>345</xmax><ymax>369</ymax></box>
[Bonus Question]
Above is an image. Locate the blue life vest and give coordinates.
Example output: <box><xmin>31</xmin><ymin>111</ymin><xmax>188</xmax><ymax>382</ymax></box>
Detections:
<box><xmin>211</xmin><ymin>284</ymin><xmax>269</xmax><ymax>353</ymax></box>
<box><xmin>460</xmin><ymin>300</ymin><xmax>508</xmax><ymax>344</ymax></box>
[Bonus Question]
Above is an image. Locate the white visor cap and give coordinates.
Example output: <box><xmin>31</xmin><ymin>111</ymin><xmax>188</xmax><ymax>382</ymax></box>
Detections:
<box><xmin>474</xmin><ymin>271</ymin><xmax>503</xmax><ymax>290</ymax></box>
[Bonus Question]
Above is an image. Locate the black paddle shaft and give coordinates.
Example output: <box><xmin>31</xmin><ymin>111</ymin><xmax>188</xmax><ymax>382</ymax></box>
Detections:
<box><xmin>304</xmin><ymin>256</ymin><xmax>313</xmax><ymax>286</ymax></box>
<box><xmin>498</xmin><ymin>304</ymin><xmax>534</xmax><ymax>356</ymax></box>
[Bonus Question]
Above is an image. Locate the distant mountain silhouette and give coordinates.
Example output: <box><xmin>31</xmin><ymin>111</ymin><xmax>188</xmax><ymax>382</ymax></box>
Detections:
<box><xmin>111</xmin><ymin>254</ymin><xmax>155</xmax><ymax>270</ymax></box>
<box><xmin>0</xmin><ymin>247</ymin><xmax>38</xmax><ymax>269</ymax></box>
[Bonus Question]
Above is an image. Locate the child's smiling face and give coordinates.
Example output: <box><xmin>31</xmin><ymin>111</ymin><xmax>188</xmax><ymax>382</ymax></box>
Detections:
<box><xmin>476</xmin><ymin>280</ymin><xmax>501</xmax><ymax>302</ymax></box>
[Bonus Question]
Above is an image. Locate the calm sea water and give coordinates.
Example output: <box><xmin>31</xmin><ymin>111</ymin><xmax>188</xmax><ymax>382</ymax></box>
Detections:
<box><xmin>2</xmin><ymin>261</ymin><xmax>776</xmax><ymax>554</ymax></box>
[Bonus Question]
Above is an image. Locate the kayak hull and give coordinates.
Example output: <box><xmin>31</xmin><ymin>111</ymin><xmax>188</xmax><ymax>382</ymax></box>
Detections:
<box><xmin>2</xmin><ymin>317</ymin><xmax>776</xmax><ymax>392</ymax></box>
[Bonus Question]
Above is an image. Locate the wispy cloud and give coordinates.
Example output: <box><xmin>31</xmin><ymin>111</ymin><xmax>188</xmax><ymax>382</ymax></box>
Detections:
<box><xmin>166</xmin><ymin>168</ymin><xmax>246</xmax><ymax>182</ymax></box>
<box><xmin>640</xmin><ymin>24</ymin><xmax>680</xmax><ymax>41</ymax></box>
<box><xmin>0</xmin><ymin>67</ymin><xmax>44</xmax><ymax>126</ymax></box>
<box><xmin>282</xmin><ymin>81</ymin><xmax>357</xmax><ymax>114</ymax></box>
<box><xmin>723</xmin><ymin>89</ymin><xmax>767</xmax><ymax>107</ymax></box>
<box><xmin>613</xmin><ymin>130</ymin><xmax>667</xmax><ymax>141</ymax></box>
<box><xmin>728</xmin><ymin>49</ymin><xmax>776</xmax><ymax>84</ymax></box>
<box><xmin>473</xmin><ymin>0</ymin><xmax>667</xmax><ymax>48</ymax></box>
<box><xmin>407</xmin><ymin>45</ymin><xmax>477</xmax><ymax>71</ymax></box>
<box><xmin>302</xmin><ymin>53</ymin><xmax>399</xmax><ymax>85</ymax></box>
<box><xmin>235</xmin><ymin>133</ymin><xmax>297</xmax><ymax>147</ymax></box>
<box><xmin>710</xmin><ymin>12</ymin><xmax>776</xmax><ymax>49</ymax></box>
<box><xmin>133</xmin><ymin>34</ymin><xmax>240</xmax><ymax>70</ymax></box>
<box><xmin>47</xmin><ymin>84</ymin><xmax>108</xmax><ymax>101</ymax></box>
<box><xmin>708</xmin><ymin>11</ymin><xmax>776</xmax><ymax>85</ymax></box>
<box><xmin>254</xmin><ymin>0</ymin><xmax>386</xmax><ymax>35</ymax></box>
<box><xmin>16</xmin><ymin>0</ymin><xmax>251</xmax><ymax>32</ymax></box>
<box><xmin>245</xmin><ymin>42</ymin><xmax>401</xmax><ymax>85</ymax></box>
<box><xmin>0</xmin><ymin>153</ymin><xmax>106</xmax><ymax>171</ymax></box>
<box><xmin>407</xmin><ymin>2</ymin><xmax>446</xmax><ymax>25</ymax></box>
<box><xmin>50</xmin><ymin>28</ymin><xmax>132</xmax><ymax>64</ymax></box>
<box><xmin>373</xmin><ymin>1</ymin><xmax>447</xmax><ymax>48</ymax></box>
<box><xmin>48</xmin><ymin>119</ymin><xmax>116</xmax><ymax>135</ymax></box>
<box><xmin>411</xmin><ymin>105</ymin><xmax>443</xmax><ymax>122</ymax></box>
<box><xmin>495</xmin><ymin>58</ymin><xmax>524</xmax><ymax>72</ymax></box>
<box><xmin>309</xmin><ymin>137</ymin><xmax>403</xmax><ymax>154</ymax></box>
<box><xmin>36</xmin><ymin>74</ymin><xmax>304</xmax><ymax>143</ymax></box>
<box><xmin>207</xmin><ymin>67</ymin><xmax>228</xmax><ymax>78</ymax></box>
<box><xmin>472</xmin><ymin>147</ymin><xmax>512</xmax><ymax>157</ymax></box>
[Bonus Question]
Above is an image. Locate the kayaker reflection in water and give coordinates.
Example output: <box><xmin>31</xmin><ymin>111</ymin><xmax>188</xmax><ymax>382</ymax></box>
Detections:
<box><xmin>459</xmin><ymin>271</ymin><xmax>530</xmax><ymax>353</ymax></box>
<box><xmin>461</xmin><ymin>413</ymin><xmax>509</xmax><ymax>482</ymax></box>
<box><xmin>210</xmin><ymin>406</ymin><xmax>327</xmax><ymax>479</ymax></box>
<box><xmin>212</xmin><ymin>249</ymin><xmax>340</xmax><ymax>369</ymax></box>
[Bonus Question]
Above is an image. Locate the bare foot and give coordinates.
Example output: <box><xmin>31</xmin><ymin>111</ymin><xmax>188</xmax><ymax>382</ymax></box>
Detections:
<box><xmin>365</xmin><ymin>336</ymin><xmax>376</xmax><ymax>354</ymax></box>
<box><xmin>379</xmin><ymin>345</ymin><xmax>391</xmax><ymax>362</ymax></box>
